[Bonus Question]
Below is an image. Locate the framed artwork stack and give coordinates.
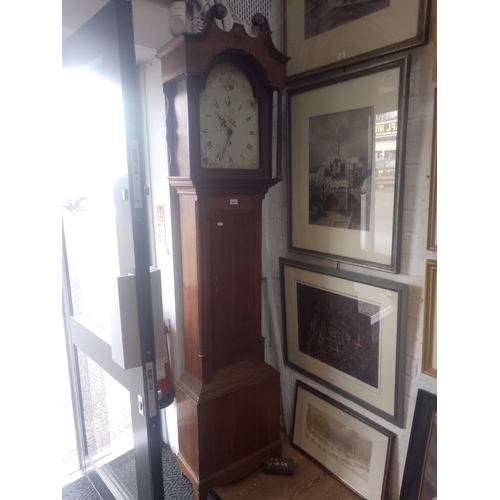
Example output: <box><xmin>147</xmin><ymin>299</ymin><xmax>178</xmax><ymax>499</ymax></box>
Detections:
<box><xmin>280</xmin><ymin>2</ymin><xmax>436</xmax><ymax>496</ymax></box>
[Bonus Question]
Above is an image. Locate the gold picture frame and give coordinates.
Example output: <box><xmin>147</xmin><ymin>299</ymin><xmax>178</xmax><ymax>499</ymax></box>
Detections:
<box><xmin>422</xmin><ymin>259</ymin><xmax>437</xmax><ymax>377</ymax></box>
<box><xmin>427</xmin><ymin>88</ymin><xmax>437</xmax><ymax>251</ymax></box>
<box><xmin>283</xmin><ymin>0</ymin><xmax>431</xmax><ymax>80</ymax></box>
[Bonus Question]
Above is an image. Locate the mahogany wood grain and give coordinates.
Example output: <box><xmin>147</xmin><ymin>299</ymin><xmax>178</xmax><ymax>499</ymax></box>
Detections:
<box><xmin>202</xmin><ymin>194</ymin><xmax>263</xmax><ymax>373</ymax></box>
<box><xmin>177</xmin><ymin>190</ymin><xmax>203</xmax><ymax>381</ymax></box>
<box><xmin>176</xmin><ymin>362</ymin><xmax>282</xmax><ymax>500</ymax></box>
<box><xmin>157</xmin><ymin>5</ymin><xmax>289</xmax><ymax>88</ymax></box>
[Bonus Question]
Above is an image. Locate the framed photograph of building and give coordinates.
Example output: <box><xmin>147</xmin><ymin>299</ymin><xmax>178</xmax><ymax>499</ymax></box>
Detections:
<box><xmin>280</xmin><ymin>258</ymin><xmax>408</xmax><ymax>427</ymax></box>
<box><xmin>283</xmin><ymin>0</ymin><xmax>430</xmax><ymax>80</ymax></box>
<box><xmin>400</xmin><ymin>389</ymin><xmax>437</xmax><ymax>499</ymax></box>
<box><xmin>287</xmin><ymin>56</ymin><xmax>410</xmax><ymax>273</ymax></box>
<box><xmin>292</xmin><ymin>380</ymin><xmax>395</xmax><ymax>500</ymax></box>
<box><xmin>422</xmin><ymin>259</ymin><xmax>437</xmax><ymax>378</ymax></box>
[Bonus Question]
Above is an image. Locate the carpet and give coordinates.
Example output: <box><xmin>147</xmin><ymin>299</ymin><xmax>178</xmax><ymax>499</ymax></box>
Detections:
<box><xmin>62</xmin><ymin>442</ymin><xmax>219</xmax><ymax>500</ymax></box>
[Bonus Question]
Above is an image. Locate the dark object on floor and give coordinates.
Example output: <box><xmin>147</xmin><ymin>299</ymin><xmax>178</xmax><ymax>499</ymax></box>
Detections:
<box><xmin>262</xmin><ymin>457</ymin><xmax>295</xmax><ymax>475</ymax></box>
<box><xmin>213</xmin><ymin>432</ymin><xmax>359</xmax><ymax>499</ymax></box>
<box><xmin>62</xmin><ymin>442</ymin><xmax>218</xmax><ymax>500</ymax></box>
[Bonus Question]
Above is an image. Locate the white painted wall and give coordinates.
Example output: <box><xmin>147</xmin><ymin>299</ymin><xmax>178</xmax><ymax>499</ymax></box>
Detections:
<box><xmin>139</xmin><ymin>1</ymin><xmax>437</xmax><ymax>496</ymax></box>
<box><xmin>139</xmin><ymin>55</ymin><xmax>183</xmax><ymax>453</ymax></box>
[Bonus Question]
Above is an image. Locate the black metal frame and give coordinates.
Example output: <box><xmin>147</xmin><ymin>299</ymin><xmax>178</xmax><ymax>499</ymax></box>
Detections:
<box><xmin>279</xmin><ymin>257</ymin><xmax>408</xmax><ymax>427</ymax></box>
<box><xmin>61</xmin><ymin>0</ymin><xmax>164</xmax><ymax>498</ymax></box>
<box><xmin>286</xmin><ymin>55</ymin><xmax>411</xmax><ymax>274</ymax></box>
<box><xmin>400</xmin><ymin>389</ymin><xmax>437</xmax><ymax>499</ymax></box>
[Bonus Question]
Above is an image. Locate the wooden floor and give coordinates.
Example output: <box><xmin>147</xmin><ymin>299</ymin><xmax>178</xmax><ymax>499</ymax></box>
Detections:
<box><xmin>213</xmin><ymin>432</ymin><xmax>360</xmax><ymax>500</ymax></box>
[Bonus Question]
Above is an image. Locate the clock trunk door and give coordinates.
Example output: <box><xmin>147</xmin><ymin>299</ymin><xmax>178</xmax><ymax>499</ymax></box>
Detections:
<box><xmin>206</xmin><ymin>196</ymin><xmax>261</xmax><ymax>371</ymax></box>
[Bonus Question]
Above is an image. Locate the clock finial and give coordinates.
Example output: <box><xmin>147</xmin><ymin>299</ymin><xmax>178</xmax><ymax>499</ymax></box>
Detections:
<box><xmin>211</xmin><ymin>3</ymin><xmax>227</xmax><ymax>21</ymax></box>
<box><xmin>251</xmin><ymin>13</ymin><xmax>266</xmax><ymax>28</ymax></box>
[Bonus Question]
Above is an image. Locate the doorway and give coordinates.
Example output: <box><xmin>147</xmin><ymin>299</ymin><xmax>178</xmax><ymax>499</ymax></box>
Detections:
<box><xmin>61</xmin><ymin>1</ymin><xmax>165</xmax><ymax>498</ymax></box>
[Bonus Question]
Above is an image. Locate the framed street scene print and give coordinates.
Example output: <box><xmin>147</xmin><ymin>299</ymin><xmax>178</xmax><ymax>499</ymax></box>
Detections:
<box><xmin>280</xmin><ymin>258</ymin><xmax>408</xmax><ymax>427</ymax></box>
<box><xmin>287</xmin><ymin>57</ymin><xmax>410</xmax><ymax>273</ymax></box>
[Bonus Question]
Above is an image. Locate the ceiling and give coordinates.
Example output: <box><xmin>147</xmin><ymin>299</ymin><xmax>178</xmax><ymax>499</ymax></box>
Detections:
<box><xmin>62</xmin><ymin>0</ymin><xmax>175</xmax><ymax>62</ymax></box>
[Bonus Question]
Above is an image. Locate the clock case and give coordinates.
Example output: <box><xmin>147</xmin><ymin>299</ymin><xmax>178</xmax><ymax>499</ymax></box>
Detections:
<box><xmin>159</xmin><ymin>4</ymin><xmax>288</xmax><ymax>191</ymax></box>
<box><xmin>158</xmin><ymin>5</ymin><xmax>289</xmax><ymax>500</ymax></box>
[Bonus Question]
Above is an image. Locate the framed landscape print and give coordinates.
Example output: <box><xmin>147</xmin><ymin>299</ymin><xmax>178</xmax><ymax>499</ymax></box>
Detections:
<box><xmin>280</xmin><ymin>258</ymin><xmax>408</xmax><ymax>427</ymax></box>
<box><xmin>422</xmin><ymin>259</ymin><xmax>437</xmax><ymax>378</ymax></box>
<box><xmin>287</xmin><ymin>56</ymin><xmax>410</xmax><ymax>273</ymax></box>
<box><xmin>400</xmin><ymin>389</ymin><xmax>437</xmax><ymax>499</ymax></box>
<box><xmin>283</xmin><ymin>0</ymin><xmax>430</xmax><ymax>79</ymax></box>
<box><xmin>292</xmin><ymin>380</ymin><xmax>394</xmax><ymax>500</ymax></box>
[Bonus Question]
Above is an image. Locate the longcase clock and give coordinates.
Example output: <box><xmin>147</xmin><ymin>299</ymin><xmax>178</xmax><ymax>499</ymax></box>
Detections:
<box><xmin>158</xmin><ymin>5</ymin><xmax>289</xmax><ymax>500</ymax></box>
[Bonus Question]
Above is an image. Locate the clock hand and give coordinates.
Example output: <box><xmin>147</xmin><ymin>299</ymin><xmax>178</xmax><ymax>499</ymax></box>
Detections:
<box><xmin>216</xmin><ymin>111</ymin><xmax>228</xmax><ymax>130</ymax></box>
<box><xmin>220</xmin><ymin>128</ymin><xmax>233</xmax><ymax>162</ymax></box>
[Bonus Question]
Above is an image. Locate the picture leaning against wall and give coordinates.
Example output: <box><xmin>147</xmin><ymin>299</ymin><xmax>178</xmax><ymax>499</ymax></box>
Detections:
<box><xmin>400</xmin><ymin>389</ymin><xmax>437</xmax><ymax>500</ymax></box>
<box><xmin>292</xmin><ymin>380</ymin><xmax>395</xmax><ymax>500</ymax></box>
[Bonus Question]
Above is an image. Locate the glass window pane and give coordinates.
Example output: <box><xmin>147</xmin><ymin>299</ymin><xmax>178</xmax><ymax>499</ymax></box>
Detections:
<box><xmin>77</xmin><ymin>348</ymin><xmax>138</xmax><ymax>499</ymax></box>
<box><xmin>61</xmin><ymin>64</ymin><xmax>135</xmax><ymax>344</ymax></box>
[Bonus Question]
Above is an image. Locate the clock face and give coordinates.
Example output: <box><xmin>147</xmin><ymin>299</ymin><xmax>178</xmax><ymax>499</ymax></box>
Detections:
<box><xmin>199</xmin><ymin>62</ymin><xmax>259</xmax><ymax>169</ymax></box>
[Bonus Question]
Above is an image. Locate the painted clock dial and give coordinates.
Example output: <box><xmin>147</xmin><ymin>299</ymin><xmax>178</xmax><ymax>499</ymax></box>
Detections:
<box><xmin>199</xmin><ymin>62</ymin><xmax>259</xmax><ymax>169</ymax></box>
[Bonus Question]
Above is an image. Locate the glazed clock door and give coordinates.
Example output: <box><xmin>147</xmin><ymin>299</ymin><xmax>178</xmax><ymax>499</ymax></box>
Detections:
<box><xmin>61</xmin><ymin>1</ymin><xmax>164</xmax><ymax>499</ymax></box>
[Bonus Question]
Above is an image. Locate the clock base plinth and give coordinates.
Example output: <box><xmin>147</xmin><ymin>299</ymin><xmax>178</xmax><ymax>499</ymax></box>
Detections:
<box><xmin>175</xmin><ymin>362</ymin><xmax>282</xmax><ymax>500</ymax></box>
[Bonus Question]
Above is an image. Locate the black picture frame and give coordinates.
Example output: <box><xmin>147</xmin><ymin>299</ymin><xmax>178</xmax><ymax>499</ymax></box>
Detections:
<box><xmin>280</xmin><ymin>257</ymin><xmax>408</xmax><ymax>428</ymax></box>
<box><xmin>292</xmin><ymin>380</ymin><xmax>395</xmax><ymax>500</ymax></box>
<box><xmin>287</xmin><ymin>56</ymin><xmax>411</xmax><ymax>274</ymax></box>
<box><xmin>400</xmin><ymin>389</ymin><xmax>437</xmax><ymax>499</ymax></box>
<box><xmin>283</xmin><ymin>0</ymin><xmax>431</xmax><ymax>80</ymax></box>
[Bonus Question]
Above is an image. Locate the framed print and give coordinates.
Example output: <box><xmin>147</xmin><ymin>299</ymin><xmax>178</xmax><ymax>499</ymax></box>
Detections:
<box><xmin>422</xmin><ymin>259</ymin><xmax>437</xmax><ymax>378</ymax></box>
<box><xmin>432</xmin><ymin>42</ymin><xmax>437</xmax><ymax>82</ymax></box>
<box><xmin>288</xmin><ymin>56</ymin><xmax>410</xmax><ymax>273</ymax></box>
<box><xmin>292</xmin><ymin>380</ymin><xmax>394</xmax><ymax>500</ymax></box>
<box><xmin>280</xmin><ymin>258</ymin><xmax>408</xmax><ymax>427</ymax></box>
<box><xmin>427</xmin><ymin>88</ymin><xmax>437</xmax><ymax>251</ymax></box>
<box><xmin>283</xmin><ymin>0</ymin><xmax>430</xmax><ymax>80</ymax></box>
<box><xmin>400</xmin><ymin>389</ymin><xmax>437</xmax><ymax>500</ymax></box>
